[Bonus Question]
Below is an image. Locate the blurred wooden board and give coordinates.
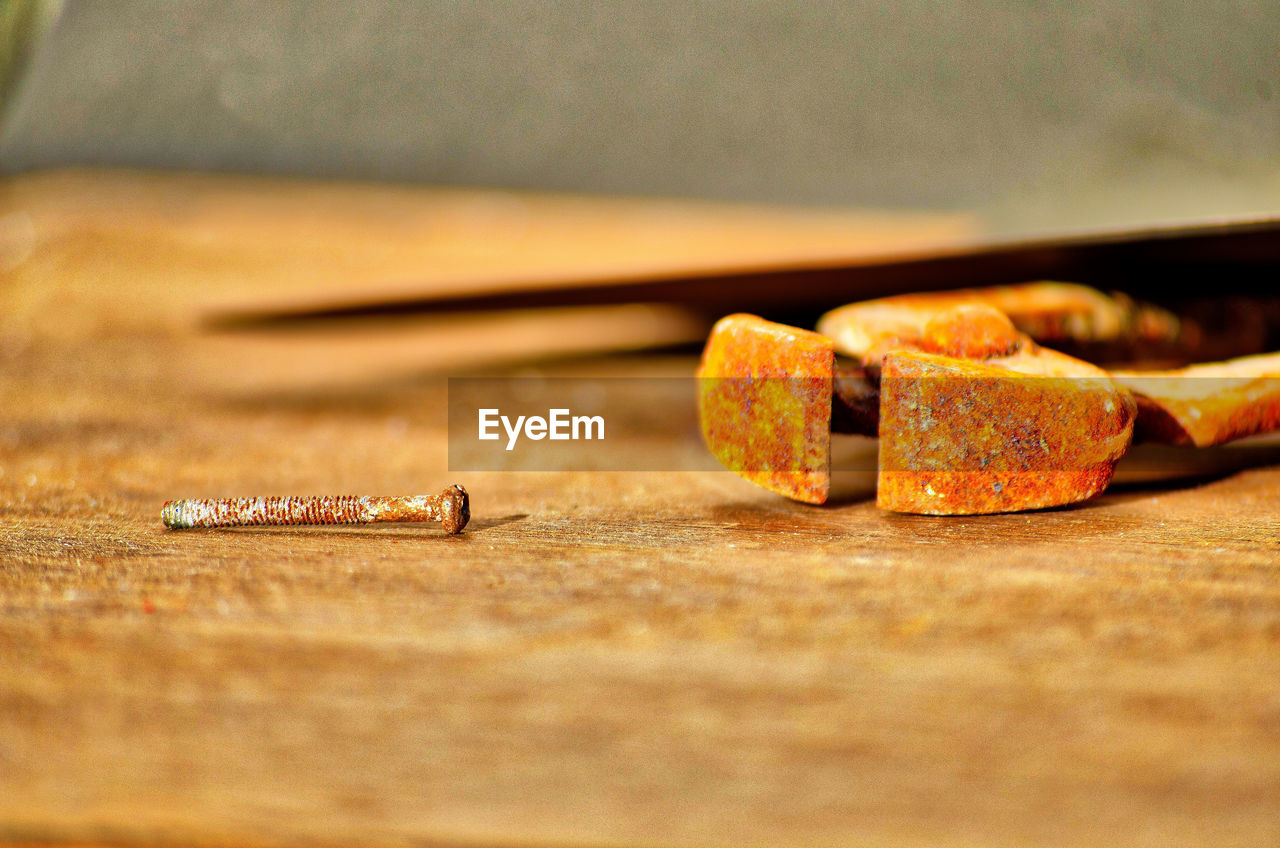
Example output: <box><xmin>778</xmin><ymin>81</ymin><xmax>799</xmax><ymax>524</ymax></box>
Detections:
<box><xmin>1</xmin><ymin>170</ymin><xmax>1278</xmax><ymax>848</ymax></box>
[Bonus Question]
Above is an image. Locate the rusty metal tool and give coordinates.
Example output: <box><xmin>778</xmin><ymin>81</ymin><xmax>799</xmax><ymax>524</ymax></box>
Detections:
<box><xmin>697</xmin><ymin>306</ymin><xmax>1136</xmax><ymax>512</ymax></box>
<box><xmin>697</xmin><ymin>284</ymin><xmax>1280</xmax><ymax>514</ymax></box>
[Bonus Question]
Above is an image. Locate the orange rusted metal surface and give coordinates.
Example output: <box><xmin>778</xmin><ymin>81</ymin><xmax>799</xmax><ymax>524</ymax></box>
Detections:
<box><xmin>817</xmin><ymin>282</ymin><xmax>1182</xmax><ymax>365</ymax></box>
<box><xmin>919</xmin><ymin>303</ymin><xmax>1023</xmax><ymax>360</ymax></box>
<box><xmin>846</xmin><ymin>304</ymin><xmax>1137</xmax><ymax>515</ymax></box>
<box><xmin>1114</xmin><ymin>352</ymin><xmax>1280</xmax><ymax>447</ymax></box>
<box><xmin>696</xmin><ymin>314</ymin><xmax>834</xmax><ymax>504</ymax></box>
<box><xmin>698</xmin><ymin>289</ymin><xmax>1280</xmax><ymax>516</ymax></box>
<box><xmin>877</xmin><ymin>349</ymin><xmax>1135</xmax><ymax>515</ymax></box>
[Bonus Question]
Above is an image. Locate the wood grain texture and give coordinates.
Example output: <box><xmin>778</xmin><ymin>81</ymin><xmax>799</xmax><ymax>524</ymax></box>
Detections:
<box><xmin>1</xmin><ymin>171</ymin><xmax>1278</xmax><ymax>848</ymax></box>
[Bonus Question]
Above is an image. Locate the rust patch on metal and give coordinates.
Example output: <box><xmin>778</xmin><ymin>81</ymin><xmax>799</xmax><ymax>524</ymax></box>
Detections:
<box><xmin>877</xmin><ymin>348</ymin><xmax>1135</xmax><ymax>515</ymax></box>
<box><xmin>818</xmin><ymin>282</ymin><xmax>1182</xmax><ymax>365</ymax></box>
<box><xmin>699</xmin><ymin>290</ymin><xmax>1280</xmax><ymax>514</ymax></box>
<box><xmin>920</xmin><ymin>303</ymin><xmax>1023</xmax><ymax>359</ymax></box>
<box><xmin>1114</xmin><ymin>352</ymin><xmax>1280</xmax><ymax>447</ymax></box>
<box><xmin>697</xmin><ymin>314</ymin><xmax>833</xmax><ymax>504</ymax></box>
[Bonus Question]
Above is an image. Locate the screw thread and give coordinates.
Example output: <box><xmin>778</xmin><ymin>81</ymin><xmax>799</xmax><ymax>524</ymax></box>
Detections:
<box><xmin>161</xmin><ymin>485</ymin><xmax>469</xmax><ymax>534</ymax></box>
<box><xmin>162</xmin><ymin>495</ymin><xmax>369</xmax><ymax>528</ymax></box>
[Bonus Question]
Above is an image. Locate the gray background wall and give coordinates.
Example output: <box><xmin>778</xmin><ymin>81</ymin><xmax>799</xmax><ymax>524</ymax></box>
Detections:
<box><xmin>1</xmin><ymin>0</ymin><xmax>1278</xmax><ymax>234</ymax></box>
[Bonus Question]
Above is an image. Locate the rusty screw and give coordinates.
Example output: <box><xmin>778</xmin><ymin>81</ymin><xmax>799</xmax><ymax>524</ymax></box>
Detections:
<box><xmin>162</xmin><ymin>484</ymin><xmax>470</xmax><ymax>534</ymax></box>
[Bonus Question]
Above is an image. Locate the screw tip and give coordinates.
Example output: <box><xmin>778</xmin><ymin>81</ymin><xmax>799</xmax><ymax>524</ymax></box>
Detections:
<box><xmin>161</xmin><ymin>500</ymin><xmax>190</xmax><ymax>528</ymax></box>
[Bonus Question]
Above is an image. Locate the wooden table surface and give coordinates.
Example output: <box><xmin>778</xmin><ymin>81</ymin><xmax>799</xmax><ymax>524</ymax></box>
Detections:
<box><xmin>2</xmin><ymin>170</ymin><xmax>1278</xmax><ymax>848</ymax></box>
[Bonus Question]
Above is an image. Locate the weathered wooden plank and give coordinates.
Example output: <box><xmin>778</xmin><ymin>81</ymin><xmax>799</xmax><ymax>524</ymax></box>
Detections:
<box><xmin>1</xmin><ymin>171</ymin><xmax>1277</xmax><ymax>848</ymax></box>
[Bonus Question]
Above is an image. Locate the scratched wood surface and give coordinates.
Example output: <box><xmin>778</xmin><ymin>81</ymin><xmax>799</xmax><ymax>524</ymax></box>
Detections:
<box><xmin>2</xmin><ymin>170</ymin><xmax>1279</xmax><ymax>848</ymax></box>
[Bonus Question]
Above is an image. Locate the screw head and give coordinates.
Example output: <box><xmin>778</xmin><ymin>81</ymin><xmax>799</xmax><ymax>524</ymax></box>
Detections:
<box><xmin>439</xmin><ymin>484</ymin><xmax>470</xmax><ymax>534</ymax></box>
